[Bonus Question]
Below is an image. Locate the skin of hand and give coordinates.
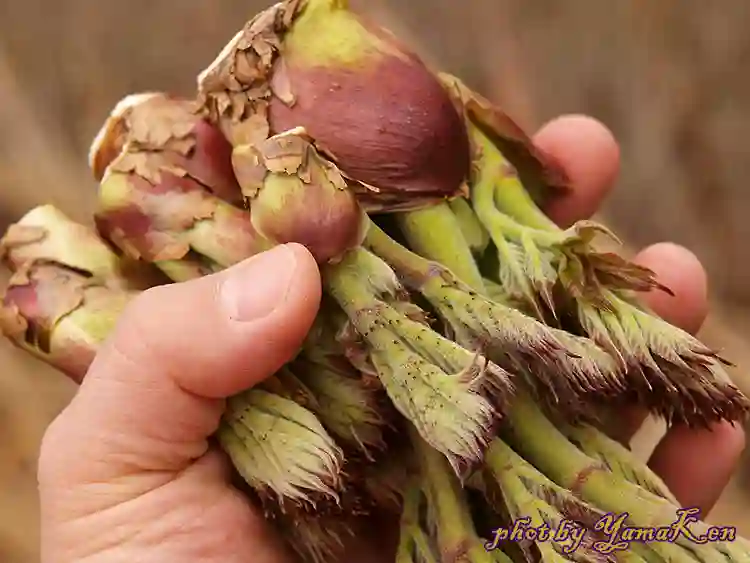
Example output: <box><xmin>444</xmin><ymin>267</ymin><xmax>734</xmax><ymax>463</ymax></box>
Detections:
<box><xmin>37</xmin><ymin>115</ymin><xmax>745</xmax><ymax>563</ymax></box>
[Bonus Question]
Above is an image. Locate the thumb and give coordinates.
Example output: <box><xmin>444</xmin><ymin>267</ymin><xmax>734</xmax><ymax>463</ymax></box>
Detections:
<box><xmin>38</xmin><ymin>243</ymin><xmax>321</xmax><ymax>489</ymax></box>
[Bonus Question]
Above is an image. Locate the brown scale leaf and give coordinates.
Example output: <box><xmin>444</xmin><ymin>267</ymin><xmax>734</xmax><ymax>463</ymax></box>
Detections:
<box><xmin>197</xmin><ymin>0</ymin><xmax>303</xmax><ymax>145</ymax></box>
<box><xmin>1</xmin><ymin>224</ymin><xmax>47</xmax><ymax>250</ymax></box>
<box><xmin>553</xmin><ymin>222</ymin><xmax>674</xmax><ymax>303</ymax></box>
<box><xmin>233</xmin><ymin>126</ymin><xmax>349</xmax><ymax>202</ymax></box>
<box><xmin>5</xmin><ymin>264</ymin><xmax>88</xmax><ymax>334</ymax></box>
<box><xmin>91</xmin><ymin>93</ymin><xmax>244</xmax><ymax>206</ymax></box>
<box><xmin>91</xmin><ymin>94</ymin><xmax>198</xmax><ymax>180</ymax></box>
<box><xmin>439</xmin><ymin>72</ymin><xmax>571</xmax><ymax>207</ymax></box>
<box><xmin>121</xmin><ymin>95</ymin><xmax>198</xmax><ymax>154</ymax></box>
<box><xmin>0</xmin><ymin>261</ymin><xmax>132</xmax><ymax>383</ymax></box>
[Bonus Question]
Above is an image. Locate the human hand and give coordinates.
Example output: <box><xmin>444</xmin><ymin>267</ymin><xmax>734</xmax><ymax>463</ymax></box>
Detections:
<box><xmin>38</xmin><ymin>243</ymin><xmax>324</xmax><ymax>563</ymax></box>
<box><xmin>37</xmin><ymin>115</ymin><xmax>745</xmax><ymax>563</ymax></box>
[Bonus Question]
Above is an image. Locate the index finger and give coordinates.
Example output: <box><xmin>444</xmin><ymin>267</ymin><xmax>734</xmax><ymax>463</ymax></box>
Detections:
<box><xmin>533</xmin><ymin>114</ymin><xmax>621</xmax><ymax>228</ymax></box>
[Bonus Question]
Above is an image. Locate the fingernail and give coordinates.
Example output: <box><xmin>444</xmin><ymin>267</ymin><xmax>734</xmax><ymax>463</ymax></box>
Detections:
<box><xmin>220</xmin><ymin>245</ymin><xmax>298</xmax><ymax>322</ymax></box>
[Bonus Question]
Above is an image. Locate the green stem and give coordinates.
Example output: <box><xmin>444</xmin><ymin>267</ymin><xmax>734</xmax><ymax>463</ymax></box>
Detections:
<box><xmin>561</xmin><ymin>424</ymin><xmax>677</xmax><ymax>502</ymax></box>
<box><xmin>449</xmin><ymin>197</ymin><xmax>490</xmax><ymax>254</ymax></box>
<box><xmin>395</xmin><ymin>203</ymin><xmax>486</xmax><ymax>292</ymax></box>
<box><xmin>364</xmin><ymin>222</ymin><xmax>442</xmax><ymax>288</ymax></box>
<box><xmin>396</xmin><ymin>484</ymin><xmax>440</xmax><ymax>563</ymax></box>
<box><xmin>395</xmin><ymin>201</ymin><xmax>748</xmax><ymax>561</ymax></box>
<box><xmin>414</xmin><ymin>431</ymin><xmax>506</xmax><ymax>563</ymax></box>
<box><xmin>485</xmin><ymin>442</ymin><xmax>577</xmax><ymax>562</ymax></box>
<box><xmin>492</xmin><ymin>176</ymin><xmax>559</xmax><ymax>232</ymax></box>
<box><xmin>468</xmin><ymin>126</ymin><xmax>561</xmax><ymax>247</ymax></box>
<box><xmin>503</xmin><ymin>393</ymin><xmax>736</xmax><ymax>561</ymax></box>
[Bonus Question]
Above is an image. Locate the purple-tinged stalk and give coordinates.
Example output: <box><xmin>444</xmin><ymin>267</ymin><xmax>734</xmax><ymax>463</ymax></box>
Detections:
<box><xmin>94</xmin><ymin>146</ymin><xmax>272</xmax><ymax>281</ymax></box>
<box><xmin>483</xmin><ymin>439</ymin><xmax>620</xmax><ymax>563</ymax></box>
<box><xmin>502</xmin><ymin>391</ymin><xmax>750</xmax><ymax>563</ymax></box>
<box><xmin>234</xmin><ymin>127</ymin><xmax>369</xmax><ymax>263</ymax></box>
<box><xmin>321</xmin><ymin>247</ymin><xmax>507</xmax><ymax>474</ymax></box>
<box><xmin>444</xmin><ymin>74</ymin><xmax>749</xmax><ymax>426</ymax></box>
<box><xmin>1</xmin><ymin>204</ymin><xmax>161</xmax><ymax>292</ymax></box>
<box><xmin>193</xmin><ymin>0</ymin><xmax>521</xmax><ymax>470</ymax></box>
<box><xmin>293</xmin><ymin>315</ymin><xmax>391</xmax><ymax>458</ymax></box>
<box><xmin>560</xmin><ymin>423</ymin><xmax>676</xmax><ymax>502</ymax></box>
<box><xmin>197</xmin><ymin>0</ymin><xmax>471</xmax><ymax>213</ymax></box>
<box><xmin>0</xmin><ymin>258</ymin><xmax>132</xmax><ymax>385</ymax></box>
<box><xmin>387</xmin><ymin>181</ymin><xmax>750</xmax><ymax>560</ymax></box>
<box><xmin>89</xmin><ymin>92</ymin><xmax>272</xmax><ymax>282</ymax></box>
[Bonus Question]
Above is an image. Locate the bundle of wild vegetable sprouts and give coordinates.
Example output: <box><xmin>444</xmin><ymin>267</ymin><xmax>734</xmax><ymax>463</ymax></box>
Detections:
<box><xmin>2</xmin><ymin>1</ymin><xmax>748</xmax><ymax>561</ymax></box>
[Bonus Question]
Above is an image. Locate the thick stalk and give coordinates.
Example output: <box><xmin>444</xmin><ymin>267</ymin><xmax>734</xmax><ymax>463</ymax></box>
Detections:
<box><xmin>486</xmin><ymin>438</ymin><xmax>673</xmax><ymax>563</ymax></box>
<box><xmin>0</xmin><ymin>208</ymin><xmax>347</xmax><ymax>510</ymax></box>
<box><xmin>485</xmin><ymin>440</ymin><xmax>584</xmax><ymax>562</ymax></box>
<box><xmin>365</xmin><ymin>221</ymin><xmax>628</xmax><ymax>414</ymax></box>
<box><xmin>561</xmin><ymin>423</ymin><xmax>676</xmax><ymax>502</ymax></box>
<box><xmin>490</xmin><ymin>164</ymin><xmax>560</xmax><ymax>232</ymax></box>
<box><xmin>396</xmin><ymin>483</ymin><xmax>440</xmax><ymax>563</ymax></box>
<box><xmin>449</xmin><ymin>197</ymin><xmax>490</xmax><ymax>255</ymax></box>
<box><xmin>395</xmin><ymin>203</ymin><xmax>486</xmax><ymax>292</ymax></box>
<box><xmin>414</xmin><ymin>430</ymin><xmax>511</xmax><ymax>563</ymax></box>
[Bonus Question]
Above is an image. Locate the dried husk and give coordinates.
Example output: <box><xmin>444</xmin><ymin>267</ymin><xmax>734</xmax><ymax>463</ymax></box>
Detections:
<box><xmin>89</xmin><ymin>92</ymin><xmax>242</xmax><ymax>205</ymax></box>
<box><xmin>197</xmin><ymin>0</ymin><xmax>471</xmax><ymax>212</ymax></box>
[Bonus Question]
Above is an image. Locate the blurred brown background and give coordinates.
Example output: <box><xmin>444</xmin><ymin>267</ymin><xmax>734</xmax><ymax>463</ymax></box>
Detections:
<box><xmin>3</xmin><ymin>1</ymin><xmax>750</xmax><ymax>561</ymax></box>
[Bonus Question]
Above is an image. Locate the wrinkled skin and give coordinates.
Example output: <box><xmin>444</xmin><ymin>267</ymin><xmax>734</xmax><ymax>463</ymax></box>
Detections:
<box><xmin>38</xmin><ymin>115</ymin><xmax>745</xmax><ymax>563</ymax></box>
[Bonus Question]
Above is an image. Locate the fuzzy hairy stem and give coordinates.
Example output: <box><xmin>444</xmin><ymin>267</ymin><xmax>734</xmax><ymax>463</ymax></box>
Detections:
<box><xmin>464</xmin><ymin>112</ymin><xmax>750</xmax><ymax>426</ymax></box>
<box><xmin>560</xmin><ymin>423</ymin><xmax>677</xmax><ymax>503</ymax></box>
<box><xmin>395</xmin><ymin>203</ymin><xmax>750</xmax><ymax>561</ymax></box>
<box><xmin>0</xmin><ymin>209</ymin><xmax>349</xmax><ymax>511</ymax></box>
<box><xmin>321</xmin><ymin>246</ymin><xmax>499</xmax><ymax>472</ymax></box>
<box><xmin>366</xmin><ymin>220</ymin><xmax>625</xmax><ymax>416</ymax></box>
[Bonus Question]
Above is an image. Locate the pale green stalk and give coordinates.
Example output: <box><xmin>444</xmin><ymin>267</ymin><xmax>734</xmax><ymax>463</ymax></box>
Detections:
<box><xmin>396</xmin><ymin>205</ymin><xmax>750</xmax><ymax>562</ymax></box>
<box><xmin>322</xmin><ymin>247</ymin><xmax>498</xmax><ymax>472</ymax></box>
